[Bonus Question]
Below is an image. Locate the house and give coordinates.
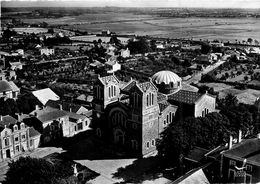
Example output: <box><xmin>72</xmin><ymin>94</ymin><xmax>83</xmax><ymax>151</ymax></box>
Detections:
<box><xmin>220</xmin><ymin>134</ymin><xmax>260</xmax><ymax>183</ymax></box>
<box><xmin>0</xmin><ymin>80</ymin><xmax>20</xmax><ymax>99</ymax></box>
<box><xmin>120</xmin><ymin>48</ymin><xmax>130</xmax><ymax>58</ymax></box>
<box><xmin>172</xmin><ymin>168</ymin><xmax>210</xmax><ymax>184</ymax></box>
<box><xmin>194</xmin><ymin>54</ymin><xmax>214</xmax><ymax>65</ymax></box>
<box><xmin>9</xmin><ymin>61</ymin><xmax>23</xmax><ymax>70</ymax></box>
<box><xmin>32</xmin><ymin>88</ymin><xmax>60</xmax><ymax>106</ymax></box>
<box><xmin>0</xmin><ymin>115</ymin><xmax>40</xmax><ymax>162</ymax></box>
<box><xmin>26</xmin><ymin>106</ymin><xmax>91</xmax><ymax>144</ymax></box>
<box><xmin>92</xmin><ymin>71</ymin><xmax>216</xmax><ymax>157</ymax></box>
<box><xmin>105</xmin><ymin>60</ymin><xmax>121</xmax><ymax>73</ymax></box>
<box><xmin>40</xmin><ymin>48</ymin><xmax>55</xmax><ymax>56</ymax></box>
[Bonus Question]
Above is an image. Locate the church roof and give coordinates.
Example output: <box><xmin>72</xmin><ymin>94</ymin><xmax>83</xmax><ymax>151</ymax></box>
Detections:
<box><xmin>152</xmin><ymin>70</ymin><xmax>182</xmax><ymax>85</ymax></box>
<box><xmin>168</xmin><ymin>90</ymin><xmax>203</xmax><ymax>104</ymax></box>
<box><xmin>157</xmin><ymin>92</ymin><xmax>167</xmax><ymax>102</ymax></box>
<box><xmin>158</xmin><ymin>101</ymin><xmax>170</xmax><ymax>112</ymax></box>
<box><xmin>98</xmin><ymin>75</ymin><xmax>119</xmax><ymax>86</ymax></box>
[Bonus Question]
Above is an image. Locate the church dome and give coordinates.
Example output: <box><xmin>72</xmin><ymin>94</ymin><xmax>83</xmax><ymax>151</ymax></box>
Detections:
<box><xmin>152</xmin><ymin>71</ymin><xmax>182</xmax><ymax>94</ymax></box>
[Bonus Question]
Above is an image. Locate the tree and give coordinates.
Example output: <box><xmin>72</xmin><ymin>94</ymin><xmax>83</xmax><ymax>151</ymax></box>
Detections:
<box><xmin>201</xmin><ymin>42</ymin><xmax>212</xmax><ymax>54</ymax></box>
<box><xmin>157</xmin><ymin>112</ymin><xmax>230</xmax><ymax>166</ymax></box>
<box><xmin>127</xmin><ymin>37</ymin><xmax>150</xmax><ymax>54</ymax></box>
<box><xmin>247</xmin><ymin>38</ymin><xmax>253</xmax><ymax>44</ymax></box>
<box><xmin>4</xmin><ymin>157</ymin><xmax>73</xmax><ymax>184</ymax></box>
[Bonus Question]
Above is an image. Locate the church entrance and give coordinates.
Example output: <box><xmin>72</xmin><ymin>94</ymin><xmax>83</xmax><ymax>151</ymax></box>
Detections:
<box><xmin>114</xmin><ymin>129</ymin><xmax>125</xmax><ymax>146</ymax></box>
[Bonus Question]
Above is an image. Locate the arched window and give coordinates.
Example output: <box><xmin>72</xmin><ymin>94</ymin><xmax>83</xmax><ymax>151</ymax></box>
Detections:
<box><xmin>14</xmin><ymin>125</ymin><xmax>18</xmax><ymax>131</ymax></box>
<box><xmin>169</xmin><ymin>112</ymin><xmax>172</xmax><ymax>123</ymax></box>
<box><xmin>152</xmin><ymin>93</ymin><xmax>154</xmax><ymax>105</ymax></box>
<box><xmin>146</xmin><ymin>141</ymin><xmax>150</xmax><ymax>149</ymax></box>
<box><xmin>146</xmin><ymin>94</ymin><xmax>149</xmax><ymax>106</ymax></box>
<box><xmin>108</xmin><ymin>86</ymin><xmax>111</xmax><ymax>97</ymax></box>
<box><xmin>20</xmin><ymin>123</ymin><xmax>25</xmax><ymax>129</ymax></box>
<box><xmin>167</xmin><ymin>114</ymin><xmax>169</xmax><ymax>123</ymax></box>
<box><xmin>113</xmin><ymin>86</ymin><xmax>116</xmax><ymax>97</ymax></box>
<box><xmin>133</xmin><ymin>93</ymin><xmax>139</xmax><ymax>107</ymax></box>
<box><xmin>151</xmin><ymin>139</ymin><xmax>156</xmax><ymax>147</ymax></box>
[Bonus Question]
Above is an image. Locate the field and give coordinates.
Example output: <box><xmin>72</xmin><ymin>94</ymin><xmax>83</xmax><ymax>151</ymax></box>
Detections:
<box><xmin>18</xmin><ymin>12</ymin><xmax>260</xmax><ymax>42</ymax></box>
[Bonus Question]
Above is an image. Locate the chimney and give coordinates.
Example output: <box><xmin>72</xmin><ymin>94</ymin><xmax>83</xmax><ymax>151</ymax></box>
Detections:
<box><xmin>228</xmin><ymin>135</ymin><xmax>233</xmax><ymax>149</ymax></box>
<box><xmin>69</xmin><ymin>107</ymin><xmax>72</xmax><ymax>112</ymax></box>
<box><xmin>257</xmin><ymin>133</ymin><xmax>260</xmax><ymax>139</ymax></box>
<box><xmin>35</xmin><ymin>105</ymin><xmax>39</xmax><ymax>111</ymax></box>
<box><xmin>59</xmin><ymin>104</ymin><xmax>63</xmax><ymax>110</ymax></box>
<box><xmin>238</xmin><ymin>130</ymin><xmax>242</xmax><ymax>143</ymax></box>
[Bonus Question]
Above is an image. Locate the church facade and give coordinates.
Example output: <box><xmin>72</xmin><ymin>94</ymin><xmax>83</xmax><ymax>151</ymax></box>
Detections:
<box><xmin>92</xmin><ymin>71</ymin><xmax>216</xmax><ymax>157</ymax></box>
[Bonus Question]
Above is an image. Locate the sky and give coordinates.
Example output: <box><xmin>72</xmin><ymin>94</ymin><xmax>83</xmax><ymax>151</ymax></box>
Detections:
<box><xmin>2</xmin><ymin>0</ymin><xmax>260</xmax><ymax>8</ymax></box>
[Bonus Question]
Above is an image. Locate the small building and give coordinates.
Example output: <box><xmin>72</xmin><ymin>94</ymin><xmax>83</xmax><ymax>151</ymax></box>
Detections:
<box><xmin>220</xmin><ymin>135</ymin><xmax>260</xmax><ymax>183</ymax></box>
<box><xmin>105</xmin><ymin>60</ymin><xmax>121</xmax><ymax>73</ymax></box>
<box><xmin>0</xmin><ymin>80</ymin><xmax>20</xmax><ymax>99</ymax></box>
<box><xmin>40</xmin><ymin>48</ymin><xmax>55</xmax><ymax>56</ymax></box>
<box><xmin>194</xmin><ymin>54</ymin><xmax>214</xmax><ymax>65</ymax></box>
<box><xmin>120</xmin><ymin>48</ymin><xmax>130</xmax><ymax>58</ymax></box>
<box><xmin>0</xmin><ymin>115</ymin><xmax>40</xmax><ymax>162</ymax></box>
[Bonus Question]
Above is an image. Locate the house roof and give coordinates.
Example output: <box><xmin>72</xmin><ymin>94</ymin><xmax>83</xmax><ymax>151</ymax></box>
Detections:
<box><xmin>29</xmin><ymin>127</ymin><xmax>41</xmax><ymax>137</ymax></box>
<box><xmin>65</xmin><ymin>111</ymin><xmax>86</xmax><ymax>121</ymax></box>
<box><xmin>171</xmin><ymin>168</ymin><xmax>209</xmax><ymax>184</ymax></box>
<box><xmin>158</xmin><ymin>101</ymin><xmax>171</xmax><ymax>112</ymax></box>
<box><xmin>168</xmin><ymin>90</ymin><xmax>203</xmax><ymax>104</ymax></box>
<box><xmin>222</xmin><ymin>138</ymin><xmax>260</xmax><ymax>166</ymax></box>
<box><xmin>8</xmin><ymin>81</ymin><xmax>20</xmax><ymax>92</ymax></box>
<box><xmin>45</xmin><ymin>100</ymin><xmax>85</xmax><ymax>113</ymax></box>
<box><xmin>185</xmin><ymin>147</ymin><xmax>209</xmax><ymax>163</ymax></box>
<box><xmin>0</xmin><ymin>80</ymin><xmax>12</xmax><ymax>92</ymax></box>
<box><xmin>0</xmin><ymin>115</ymin><xmax>17</xmax><ymax>130</ymax></box>
<box><xmin>32</xmin><ymin>88</ymin><xmax>60</xmax><ymax>105</ymax></box>
<box><xmin>37</xmin><ymin>110</ymin><xmax>67</xmax><ymax>123</ymax></box>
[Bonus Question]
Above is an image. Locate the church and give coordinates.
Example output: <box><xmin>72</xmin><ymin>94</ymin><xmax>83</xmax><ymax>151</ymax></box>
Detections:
<box><xmin>92</xmin><ymin>70</ymin><xmax>216</xmax><ymax>157</ymax></box>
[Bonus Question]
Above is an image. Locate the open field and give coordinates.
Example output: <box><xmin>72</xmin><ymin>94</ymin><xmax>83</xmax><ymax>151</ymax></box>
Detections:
<box><xmin>9</xmin><ymin>11</ymin><xmax>260</xmax><ymax>41</ymax></box>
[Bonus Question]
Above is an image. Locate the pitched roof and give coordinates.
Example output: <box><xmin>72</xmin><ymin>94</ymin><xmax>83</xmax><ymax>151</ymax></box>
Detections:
<box><xmin>0</xmin><ymin>115</ymin><xmax>17</xmax><ymax>129</ymax></box>
<box><xmin>158</xmin><ymin>101</ymin><xmax>170</xmax><ymax>112</ymax></box>
<box><xmin>32</xmin><ymin>88</ymin><xmax>60</xmax><ymax>105</ymax></box>
<box><xmin>121</xmin><ymin>80</ymin><xmax>136</xmax><ymax>92</ymax></box>
<box><xmin>138</xmin><ymin>81</ymin><xmax>157</xmax><ymax>93</ymax></box>
<box><xmin>157</xmin><ymin>92</ymin><xmax>167</xmax><ymax>102</ymax></box>
<box><xmin>0</xmin><ymin>80</ymin><xmax>12</xmax><ymax>93</ymax></box>
<box><xmin>222</xmin><ymin>138</ymin><xmax>260</xmax><ymax>166</ymax></box>
<box><xmin>98</xmin><ymin>75</ymin><xmax>119</xmax><ymax>86</ymax></box>
<box><xmin>37</xmin><ymin>110</ymin><xmax>67</xmax><ymax>123</ymax></box>
<box><xmin>8</xmin><ymin>81</ymin><xmax>20</xmax><ymax>92</ymax></box>
<box><xmin>29</xmin><ymin>127</ymin><xmax>41</xmax><ymax>137</ymax></box>
<box><xmin>171</xmin><ymin>168</ymin><xmax>209</xmax><ymax>184</ymax></box>
<box><xmin>45</xmin><ymin>100</ymin><xmax>84</xmax><ymax>113</ymax></box>
<box><xmin>168</xmin><ymin>90</ymin><xmax>203</xmax><ymax>104</ymax></box>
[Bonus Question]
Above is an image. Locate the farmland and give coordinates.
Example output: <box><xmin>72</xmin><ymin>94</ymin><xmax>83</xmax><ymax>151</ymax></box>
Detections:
<box><xmin>21</xmin><ymin>13</ymin><xmax>260</xmax><ymax>42</ymax></box>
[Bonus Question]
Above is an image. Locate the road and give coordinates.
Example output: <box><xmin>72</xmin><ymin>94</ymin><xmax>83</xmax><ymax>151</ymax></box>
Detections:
<box><xmin>186</xmin><ymin>59</ymin><xmax>226</xmax><ymax>84</ymax></box>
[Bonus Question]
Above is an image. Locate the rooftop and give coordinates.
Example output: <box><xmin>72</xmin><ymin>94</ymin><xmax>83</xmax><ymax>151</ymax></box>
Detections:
<box><xmin>32</xmin><ymin>88</ymin><xmax>60</xmax><ymax>105</ymax></box>
<box><xmin>0</xmin><ymin>80</ymin><xmax>12</xmax><ymax>93</ymax></box>
<box><xmin>152</xmin><ymin>70</ymin><xmax>182</xmax><ymax>85</ymax></box>
<box><xmin>0</xmin><ymin>115</ymin><xmax>17</xmax><ymax>131</ymax></box>
<box><xmin>168</xmin><ymin>90</ymin><xmax>203</xmax><ymax>104</ymax></box>
<box><xmin>222</xmin><ymin>138</ymin><xmax>260</xmax><ymax>166</ymax></box>
<box><xmin>37</xmin><ymin>110</ymin><xmax>67</xmax><ymax>123</ymax></box>
<box><xmin>29</xmin><ymin>127</ymin><xmax>41</xmax><ymax>137</ymax></box>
